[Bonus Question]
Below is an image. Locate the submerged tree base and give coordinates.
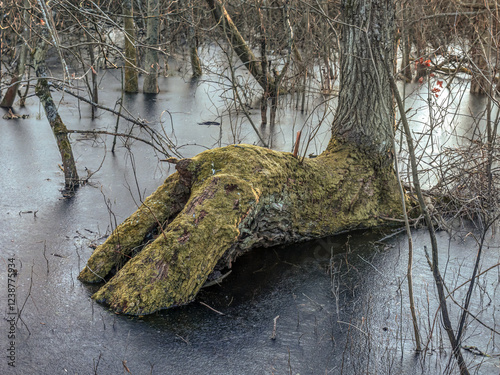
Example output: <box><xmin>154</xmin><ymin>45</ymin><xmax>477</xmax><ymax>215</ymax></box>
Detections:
<box><xmin>79</xmin><ymin>143</ymin><xmax>401</xmax><ymax>315</ymax></box>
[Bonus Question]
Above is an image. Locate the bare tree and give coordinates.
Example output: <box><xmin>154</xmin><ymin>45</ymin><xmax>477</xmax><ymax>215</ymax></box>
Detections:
<box><xmin>34</xmin><ymin>39</ymin><xmax>79</xmax><ymax>191</ymax></box>
<box><xmin>0</xmin><ymin>0</ymin><xmax>30</xmax><ymax>108</ymax></box>
<box><xmin>143</xmin><ymin>0</ymin><xmax>160</xmax><ymax>93</ymax></box>
<box><xmin>123</xmin><ymin>0</ymin><xmax>139</xmax><ymax>93</ymax></box>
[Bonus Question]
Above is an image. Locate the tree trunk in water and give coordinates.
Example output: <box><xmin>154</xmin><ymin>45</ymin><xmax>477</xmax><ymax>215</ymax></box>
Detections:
<box><xmin>205</xmin><ymin>0</ymin><xmax>268</xmax><ymax>90</ymax></box>
<box><xmin>79</xmin><ymin>145</ymin><xmax>401</xmax><ymax>314</ymax></box>
<box><xmin>0</xmin><ymin>0</ymin><xmax>30</xmax><ymax>108</ymax></box>
<box><xmin>187</xmin><ymin>0</ymin><xmax>202</xmax><ymax>78</ymax></box>
<box><xmin>414</xmin><ymin>24</ymin><xmax>427</xmax><ymax>82</ymax></box>
<box><xmin>331</xmin><ymin>0</ymin><xmax>395</xmax><ymax>164</ymax></box>
<box><xmin>143</xmin><ymin>0</ymin><xmax>160</xmax><ymax>93</ymax></box>
<box><xmin>189</xmin><ymin>44</ymin><xmax>202</xmax><ymax>79</ymax></box>
<box><xmin>79</xmin><ymin>0</ymin><xmax>401</xmax><ymax>315</ymax></box>
<box><xmin>400</xmin><ymin>2</ymin><xmax>412</xmax><ymax>82</ymax></box>
<box><xmin>86</xmin><ymin>27</ymin><xmax>99</xmax><ymax>119</ymax></box>
<box><xmin>34</xmin><ymin>42</ymin><xmax>79</xmax><ymax>191</ymax></box>
<box><xmin>401</xmin><ymin>35</ymin><xmax>412</xmax><ymax>82</ymax></box>
<box><xmin>123</xmin><ymin>0</ymin><xmax>139</xmax><ymax>93</ymax></box>
<box><xmin>469</xmin><ymin>13</ymin><xmax>490</xmax><ymax>95</ymax></box>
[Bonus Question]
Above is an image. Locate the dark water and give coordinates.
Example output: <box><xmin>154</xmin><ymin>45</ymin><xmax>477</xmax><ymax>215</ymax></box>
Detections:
<box><xmin>1</xmin><ymin>69</ymin><xmax>499</xmax><ymax>374</ymax></box>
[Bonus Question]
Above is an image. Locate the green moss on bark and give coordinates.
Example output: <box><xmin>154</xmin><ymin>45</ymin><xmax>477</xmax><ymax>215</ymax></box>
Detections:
<box><xmin>78</xmin><ymin>173</ymin><xmax>189</xmax><ymax>282</ymax></box>
<box><xmin>80</xmin><ymin>144</ymin><xmax>401</xmax><ymax>315</ymax></box>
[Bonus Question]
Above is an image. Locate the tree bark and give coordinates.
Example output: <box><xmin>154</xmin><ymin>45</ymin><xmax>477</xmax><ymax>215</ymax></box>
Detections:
<box><xmin>330</xmin><ymin>0</ymin><xmax>395</xmax><ymax>164</ymax></box>
<box><xmin>34</xmin><ymin>42</ymin><xmax>79</xmax><ymax>191</ymax></box>
<box><xmin>400</xmin><ymin>1</ymin><xmax>413</xmax><ymax>82</ymax></box>
<box><xmin>143</xmin><ymin>0</ymin><xmax>160</xmax><ymax>93</ymax></box>
<box><xmin>80</xmin><ymin>144</ymin><xmax>401</xmax><ymax>314</ymax></box>
<box><xmin>469</xmin><ymin>13</ymin><xmax>490</xmax><ymax>95</ymax></box>
<box><xmin>123</xmin><ymin>0</ymin><xmax>139</xmax><ymax>93</ymax></box>
<box><xmin>258</xmin><ymin>2</ymin><xmax>269</xmax><ymax>126</ymax></box>
<box><xmin>85</xmin><ymin>26</ymin><xmax>99</xmax><ymax>119</ymax></box>
<box><xmin>79</xmin><ymin>0</ymin><xmax>401</xmax><ymax>315</ymax></box>
<box><xmin>205</xmin><ymin>0</ymin><xmax>268</xmax><ymax>89</ymax></box>
<box><xmin>414</xmin><ymin>14</ymin><xmax>427</xmax><ymax>83</ymax></box>
<box><xmin>0</xmin><ymin>0</ymin><xmax>30</xmax><ymax>108</ymax></box>
<box><xmin>187</xmin><ymin>0</ymin><xmax>202</xmax><ymax>78</ymax></box>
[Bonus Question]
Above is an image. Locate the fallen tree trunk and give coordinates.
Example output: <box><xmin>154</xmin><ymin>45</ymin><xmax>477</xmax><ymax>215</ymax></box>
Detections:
<box><xmin>79</xmin><ymin>143</ymin><xmax>401</xmax><ymax>315</ymax></box>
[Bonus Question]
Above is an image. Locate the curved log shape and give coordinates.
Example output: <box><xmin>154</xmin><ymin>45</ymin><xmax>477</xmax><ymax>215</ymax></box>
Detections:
<box><xmin>79</xmin><ymin>143</ymin><xmax>401</xmax><ymax>315</ymax></box>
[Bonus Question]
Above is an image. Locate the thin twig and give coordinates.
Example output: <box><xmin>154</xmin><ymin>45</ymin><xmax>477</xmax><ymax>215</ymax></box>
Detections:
<box><xmin>199</xmin><ymin>301</ymin><xmax>225</xmax><ymax>315</ymax></box>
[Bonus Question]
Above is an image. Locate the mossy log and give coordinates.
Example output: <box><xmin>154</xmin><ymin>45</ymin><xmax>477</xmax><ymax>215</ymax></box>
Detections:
<box><xmin>79</xmin><ymin>143</ymin><xmax>401</xmax><ymax>315</ymax></box>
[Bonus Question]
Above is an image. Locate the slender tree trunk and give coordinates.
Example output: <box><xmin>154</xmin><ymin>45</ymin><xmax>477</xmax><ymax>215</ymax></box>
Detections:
<box><xmin>143</xmin><ymin>0</ymin><xmax>160</xmax><ymax>93</ymax></box>
<box><xmin>86</xmin><ymin>27</ymin><xmax>99</xmax><ymax>119</ymax></box>
<box><xmin>258</xmin><ymin>2</ymin><xmax>269</xmax><ymax>126</ymax></box>
<box><xmin>469</xmin><ymin>13</ymin><xmax>490</xmax><ymax>95</ymax></box>
<box><xmin>400</xmin><ymin>2</ymin><xmax>412</xmax><ymax>82</ymax></box>
<box><xmin>0</xmin><ymin>0</ymin><xmax>30</xmax><ymax>108</ymax></box>
<box><xmin>187</xmin><ymin>0</ymin><xmax>202</xmax><ymax>78</ymax></box>
<box><xmin>34</xmin><ymin>42</ymin><xmax>79</xmax><ymax>191</ymax></box>
<box><xmin>414</xmin><ymin>18</ymin><xmax>427</xmax><ymax>82</ymax></box>
<box><xmin>320</xmin><ymin>0</ymin><xmax>334</xmax><ymax>93</ymax></box>
<box><xmin>123</xmin><ymin>0</ymin><xmax>139</xmax><ymax>93</ymax></box>
<box><xmin>205</xmin><ymin>0</ymin><xmax>268</xmax><ymax>89</ymax></box>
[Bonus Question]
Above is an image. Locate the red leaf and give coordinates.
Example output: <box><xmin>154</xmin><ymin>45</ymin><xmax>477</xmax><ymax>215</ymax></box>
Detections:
<box><xmin>436</xmin><ymin>80</ymin><xmax>443</xmax><ymax>88</ymax></box>
<box><xmin>418</xmin><ymin>77</ymin><xmax>424</xmax><ymax>84</ymax></box>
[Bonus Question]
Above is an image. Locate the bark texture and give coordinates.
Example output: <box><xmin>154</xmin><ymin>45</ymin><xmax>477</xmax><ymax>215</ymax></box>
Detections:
<box><xmin>469</xmin><ymin>13</ymin><xmax>490</xmax><ymax>95</ymax></box>
<box><xmin>123</xmin><ymin>0</ymin><xmax>139</xmax><ymax>93</ymax></box>
<box><xmin>143</xmin><ymin>0</ymin><xmax>160</xmax><ymax>93</ymax></box>
<box><xmin>0</xmin><ymin>0</ymin><xmax>29</xmax><ymax>108</ymax></box>
<box><xmin>34</xmin><ymin>42</ymin><xmax>79</xmax><ymax>190</ymax></box>
<box><xmin>205</xmin><ymin>0</ymin><xmax>267</xmax><ymax>89</ymax></box>
<box><xmin>331</xmin><ymin>0</ymin><xmax>395</xmax><ymax>161</ymax></box>
<box><xmin>187</xmin><ymin>0</ymin><xmax>202</xmax><ymax>78</ymax></box>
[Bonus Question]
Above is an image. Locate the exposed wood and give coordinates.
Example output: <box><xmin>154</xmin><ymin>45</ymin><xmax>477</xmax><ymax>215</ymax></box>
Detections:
<box><xmin>293</xmin><ymin>131</ymin><xmax>301</xmax><ymax>158</ymax></box>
